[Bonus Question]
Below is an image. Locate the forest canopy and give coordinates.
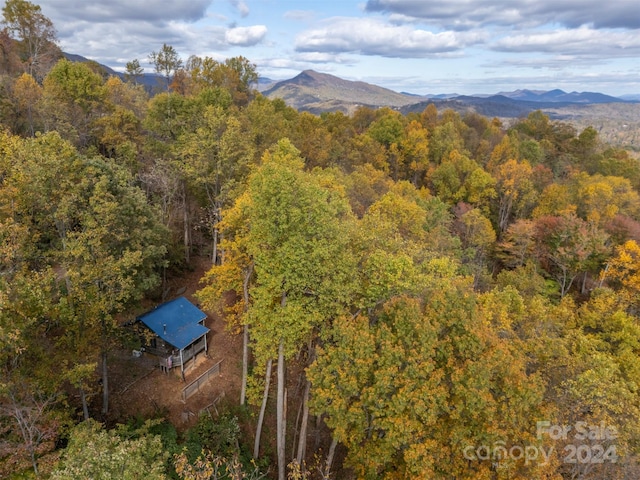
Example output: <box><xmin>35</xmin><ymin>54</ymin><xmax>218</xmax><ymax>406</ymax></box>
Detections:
<box><xmin>2</xmin><ymin>2</ymin><xmax>640</xmax><ymax>479</ymax></box>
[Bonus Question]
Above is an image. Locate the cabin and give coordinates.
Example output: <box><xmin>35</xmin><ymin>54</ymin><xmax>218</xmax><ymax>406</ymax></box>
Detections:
<box><xmin>137</xmin><ymin>296</ymin><xmax>210</xmax><ymax>378</ymax></box>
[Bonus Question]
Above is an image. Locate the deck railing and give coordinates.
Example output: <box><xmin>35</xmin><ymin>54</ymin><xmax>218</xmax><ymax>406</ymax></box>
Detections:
<box><xmin>156</xmin><ymin>336</ymin><xmax>208</xmax><ymax>371</ymax></box>
<box><xmin>182</xmin><ymin>359</ymin><xmax>223</xmax><ymax>402</ymax></box>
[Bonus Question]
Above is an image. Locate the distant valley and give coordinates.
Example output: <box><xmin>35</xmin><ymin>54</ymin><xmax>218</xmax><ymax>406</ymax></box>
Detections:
<box><xmin>261</xmin><ymin>70</ymin><xmax>640</xmax><ymax>154</ymax></box>
<box><xmin>259</xmin><ymin>69</ymin><xmax>635</xmax><ymax>113</ymax></box>
<box><xmin>65</xmin><ymin>53</ymin><xmax>640</xmax><ymax>155</ymax></box>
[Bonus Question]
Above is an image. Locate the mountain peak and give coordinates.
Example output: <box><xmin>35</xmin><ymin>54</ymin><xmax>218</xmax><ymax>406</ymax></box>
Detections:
<box><xmin>264</xmin><ymin>70</ymin><xmax>631</xmax><ymax>115</ymax></box>
<box><xmin>263</xmin><ymin>70</ymin><xmax>416</xmax><ymax>113</ymax></box>
<box><xmin>289</xmin><ymin>69</ymin><xmax>335</xmax><ymax>86</ymax></box>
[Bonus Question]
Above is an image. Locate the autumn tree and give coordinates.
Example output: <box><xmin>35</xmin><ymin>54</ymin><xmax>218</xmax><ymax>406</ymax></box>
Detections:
<box><xmin>496</xmin><ymin>219</ymin><xmax>536</xmax><ymax>268</ymax></box>
<box><xmin>60</xmin><ymin>158</ymin><xmax>168</xmax><ymax>415</ymax></box>
<box><xmin>180</xmin><ymin>55</ymin><xmax>257</xmax><ymax>106</ymax></box>
<box><xmin>177</xmin><ymin>105</ymin><xmax>254</xmax><ymax>263</ymax></box>
<box><xmin>342</xmin><ymin>163</ymin><xmax>393</xmax><ymax>217</ymax></box>
<box><xmin>570</xmin><ymin>172</ymin><xmax>640</xmax><ymax>226</ymax></box>
<box><xmin>318</xmin><ymin>110</ymin><xmax>357</xmax><ymax>169</ymax></box>
<box><xmin>0</xmin><ymin>270</ymin><xmax>63</xmax><ymax>476</ymax></box>
<box><xmin>149</xmin><ymin>43</ymin><xmax>182</xmax><ymax>92</ymax></box>
<box><xmin>496</xmin><ymin>283</ymin><xmax>640</xmax><ymax>478</ymax></box>
<box><xmin>124</xmin><ymin>58</ymin><xmax>144</xmax><ymax>84</ymax></box>
<box><xmin>533</xmin><ymin>183</ymin><xmax>576</xmax><ymax>218</ymax></box>
<box><xmin>602</xmin><ymin>239</ymin><xmax>640</xmax><ymax>309</ymax></box>
<box><xmin>1</xmin><ymin>131</ymin><xmax>167</xmax><ymax>416</ymax></box>
<box><xmin>51</xmin><ymin>419</ymin><xmax>168</xmax><ymax>480</ymax></box>
<box><xmin>244</xmin><ymin>96</ymin><xmax>297</xmax><ymax>162</ymax></box>
<box><xmin>492</xmin><ymin>158</ymin><xmax>537</xmax><ymax>232</ymax></box>
<box><xmin>0</xmin><ymin>29</ymin><xmax>22</xmax><ymax>75</ymax></box>
<box><xmin>41</xmin><ymin>58</ymin><xmax>107</xmax><ymax>148</ymax></box>
<box><xmin>533</xmin><ymin>214</ymin><xmax>608</xmax><ymax>297</ymax></box>
<box><xmin>93</xmin><ymin>108</ymin><xmax>141</xmax><ymax>168</ymax></box>
<box><xmin>217</xmin><ymin>56</ymin><xmax>258</xmax><ymax>107</ymax></box>
<box><xmin>309</xmin><ymin>280</ymin><xmax>545</xmax><ymax>479</ymax></box>
<box><xmin>289</xmin><ymin>111</ymin><xmax>331</xmax><ymax>168</ymax></box>
<box><xmin>594</xmin><ymin>147</ymin><xmax>640</xmax><ymax>190</ymax></box>
<box><xmin>452</xmin><ymin>205</ymin><xmax>496</xmax><ymax>287</ymax></box>
<box><xmin>242</xmin><ymin>139</ymin><xmax>355</xmax><ymax>478</ymax></box>
<box><xmin>366</xmin><ymin>108</ymin><xmax>406</xmax><ymax>179</ymax></box>
<box><xmin>428</xmin><ymin>149</ymin><xmax>496</xmax><ymax>210</ymax></box>
<box><xmin>358</xmin><ymin>181</ymin><xmax>458</xmax><ymax>268</ymax></box>
<box><xmin>197</xmin><ymin>190</ymin><xmax>254</xmax><ymax>406</ymax></box>
<box><xmin>1</xmin><ymin>0</ymin><xmax>60</xmax><ymax>80</ymax></box>
<box><xmin>400</xmin><ymin>119</ymin><xmax>430</xmax><ymax>186</ymax></box>
<box><xmin>428</xmin><ymin>117</ymin><xmax>465</xmax><ymax>165</ymax></box>
<box><xmin>143</xmin><ymin>88</ymin><xmax>226</xmax><ymax>263</ymax></box>
<box><xmin>12</xmin><ymin>72</ymin><xmax>42</xmax><ymax>135</ymax></box>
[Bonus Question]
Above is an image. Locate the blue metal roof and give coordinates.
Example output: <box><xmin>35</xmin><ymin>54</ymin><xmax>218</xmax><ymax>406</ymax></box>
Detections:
<box><xmin>138</xmin><ymin>297</ymin><xmax>209</xmax><ymax>350</ymax></box>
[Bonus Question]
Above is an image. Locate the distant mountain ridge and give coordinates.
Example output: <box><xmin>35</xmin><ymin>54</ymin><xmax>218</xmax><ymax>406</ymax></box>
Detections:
<box><xmin>63</xmin><ymin>52</ymin><xmax>163</xmax><ymax>91</ymax></box>
<box><xmin>489</xmin><ymin>88</ymin><xmax>623</xmax><ymax>104</ymax></box>
<box><xmin>261</xmin><ymin>69</ymin><xmax>635</xmax><ymax>116</ymax></box>
<box><xmin>62</xmin><ymin>54</ymin><xmax>636</xmax><ymax>118</ymax></box>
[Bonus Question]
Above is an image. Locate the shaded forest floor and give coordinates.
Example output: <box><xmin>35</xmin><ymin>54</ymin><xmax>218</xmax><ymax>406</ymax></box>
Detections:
<box><xmin>99</xmin><ymin>256</ymin><xmax>344</xmax><ymax>478</ymax></box>
<box><xmin>107</xmin><ymin>256</ymin><xmax>243</xmax><ymax>430</ymax></box>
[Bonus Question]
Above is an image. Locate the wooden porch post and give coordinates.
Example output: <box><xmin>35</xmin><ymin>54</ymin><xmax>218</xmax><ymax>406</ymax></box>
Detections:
<box><xmin>180</xmin><ymin>349</ymin><xmax>184</xmax><ymax>379</ymax></box>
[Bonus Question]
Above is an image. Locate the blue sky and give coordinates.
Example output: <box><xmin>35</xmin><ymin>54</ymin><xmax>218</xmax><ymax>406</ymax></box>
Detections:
<box><xmin>34</xmin><ymin>0</ymin><xmax>640</xmax><ymax>96</ymax></box>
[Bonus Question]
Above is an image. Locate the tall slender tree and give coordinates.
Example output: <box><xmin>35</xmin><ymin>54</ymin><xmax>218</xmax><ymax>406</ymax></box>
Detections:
<box><xmin>236</xmin><ymin>139</ymin><xmax>355</xmax><ymax>479</ymax></box>
<box><xmin>1</xmin><ymin>0</ymin><xmax>60</xmax><ymax>80</ymax></box>
<box><xmin>149</xmin><ymin>43</ymin><xmax>182</xmax><ymax>92</ymax></box>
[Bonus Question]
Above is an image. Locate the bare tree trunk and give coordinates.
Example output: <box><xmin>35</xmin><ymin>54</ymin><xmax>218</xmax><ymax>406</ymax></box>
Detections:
<box><xmin>295</xmin><ymin>378</ymin><xmax>311</xmax><ymax>466</ymax></box>
<box><xmin>26</xmin><ymin>103</ymin><xmax>35</xmax><ymax>137</ymax></box>
<box><xmin>240</xmin><ymin>264</ymin><xmax>253</xmax><ymax>406</ymax></box>
<box><xmin>80</xmin><ymin>388</ymin><xmax>89</xmax><ymax>421</ymax></box>
<box><xmin>11</xmin><ymin>400</ymin><xmax>40</xmax><ymax>476</ymax></box>
<box><xmin>314</xmin><ymin>415</ymin><xmax>323</xmax><ymax>451</ymax></box>
<box><xmin>277</xmin><ymin>338</ymin><xmax>286</xmax><ymax>480</ymax></box>
<box><xmin>498</xmin><ymin>195</ymin><xmax>513</xmax><ymax>232</ymax></box>
<box><xmin>599</xmin><ymin>263</ymin><xmax>609</xmax><ymax>288</ymax></box>
<box><xmin>241</xmin><ymin>324</ymin><xmax>249</xmax><ymax>406</ymax></box>
<box><xmin>253</xmin><ymin>359</ymin><xmax>272</xmax><ymax>459</ymax></box>
<box><xmin>30</xmin><ymin>448</ymin><xmax>39</xmax><ymax>476</ymax></box>
<box><xmin>5</xmin><ymin>389</ymin><xmax>57</xmax><ymax>477</ymax></box>
<box><xmin>290</xmin><ymin>374</ymin><xmax>304</xmax><ymax>461</ymax></box>
<box><xmin>182</xmin><ymin>183</ymin><xmax>190</xmax><ymax>264</ymax></box>
<box><xmin>323</xmin><ymin>436</ymin><xmax>338</xmax><ymax>479</ymax></box>
<box><xmin>101</xmin><ymin>351</ymin><xmax>109</xmax><ymax>416</ymax></box>
<box><xmin>212</xmin><ymin>224</ymin><xmax>219</xmax><ymax>264</ymax></box>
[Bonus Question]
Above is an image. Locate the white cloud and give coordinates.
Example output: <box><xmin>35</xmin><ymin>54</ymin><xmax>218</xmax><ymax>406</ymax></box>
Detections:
<box><xmin>365</xmin><ymin>0</ymin><xmax>640</xmax><ymax>29</ymax></box>
<box><xmin>225</xmin><ymin>25</ymin><xmax>268</xmax><ymax>46</ymax></box>
<box><xmin>294</xmin><ymin>52</ymin><xmax>353</xmax><ymax>64</ymax></box>
<box><xmin>494</xmin><ymin>27</ymin><xmax>640</xmax><ymax>57</ymax></box>
<box><xmin>229</xmin><ymin>0</ymin><xmax>249</xmax><ymax>18</ymax></box>
<box><xmin>295</xmin><ymin>17</ymin><xmax>486</xmax><ymax>57</ymax></box>
<box><xmin>24</xmin><ymin>0</ymin><xmax>640</xmax><ymax>96</ymax></box>
<box><xmin>39</xmin><ymin>0</ymin><xmax>213</xmax><ymax>24</ymax></box>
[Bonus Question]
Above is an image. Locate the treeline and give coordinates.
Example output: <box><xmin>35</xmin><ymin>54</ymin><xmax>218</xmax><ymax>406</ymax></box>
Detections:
<box><xmin>2</xmin><ymin>1</ymin><xmax>640</xmax><ymax>479</ymax></box>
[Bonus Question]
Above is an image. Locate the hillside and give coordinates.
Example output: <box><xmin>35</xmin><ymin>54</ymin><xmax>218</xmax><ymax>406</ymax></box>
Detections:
<box><xmin>260</xmin><ymin>70</ymin><xmax>639</xmax><ymax>153</ymax></box>
<box><xmin>543</xmin><ymin>102</ymin><xmax>640</xmax><ymax>154</ymax></box>
<box><xmin>63</xmin><ymin>52</ymin><xmax>165</xmax><ymax>91</ymax></box>
<box><xmin>263</xmin><ymin>69</ymin><xmax>418</xmax><ymax>113</ymax></box>
<box><xmin>5</xmin><ymin>48</ymin><xmax>640</xmax><ymax>479</ymax></box>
